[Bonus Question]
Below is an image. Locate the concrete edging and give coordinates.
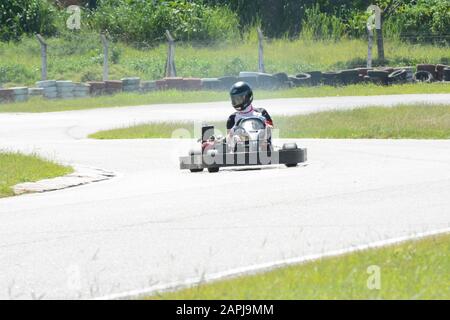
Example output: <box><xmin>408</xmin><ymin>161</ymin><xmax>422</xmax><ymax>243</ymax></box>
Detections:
<box><xmin>13</xmin><ymin>165</ymin><xmax>115</xmax><ymax>195</ymax></box>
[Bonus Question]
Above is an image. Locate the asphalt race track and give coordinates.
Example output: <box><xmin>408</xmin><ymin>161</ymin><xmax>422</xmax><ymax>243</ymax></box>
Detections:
<box><xmin>0</xmin><ymin>94</ymin><xmax>449</xmax><ymax>299</ymax></box>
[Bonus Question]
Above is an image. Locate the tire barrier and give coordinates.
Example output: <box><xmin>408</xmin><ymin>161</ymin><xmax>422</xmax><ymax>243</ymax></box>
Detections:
<box><xmin>12</xmin><ymin>87</ymin><xmax>29</xmax><ymax>102</ymax></box>
<box><xmin>2</xmin><ymin>63</ymin><xmax>450</xmax><ymax>105</ymax></box>
<box><xmin>356</xmin><ymin>68</ymin><xmax>372</xmax><ymax>77</ymax></box>
<box><xmin>393</xmin><ymin>66</ymin><xmax>414</xmax><ymax>82</ymax></box>
<box><xmin>306</xmin><ymin>71</ymin><xmax>322</xmax><ymax>86</ymax></box>
<box><xmin>140</xmin><ymin>80</ymin><xmax>156</xmax><ymax>93</ymax></box>
<box><xmin>218</xmin><ymin>76</ymin><xmax>238</xmax><ymax>89</ymax></box>
<box><xmin>155</xmin><ymin>79</ymin><xmax>167</xmax><ymax>90</ymax></box>
<box><xmin>86</xmin><ymin>81</ymin><xmax>105</xmax><ymax>96</ymax></box>
<box><xmin>417</xmin><ymin>64</ymin><xmax>437</xmax><ymax>80</ymax></box>
<box><xmin>322</xmin><ymin>71</ymin><xmax>340</xmax><ymax>86</ymax></box>
<box><xmin>388</xmin><ymin>69</ymin><xmax>408</xmax><ymax>84</ymax></box>
<box><xmin>272</xmin><ymin>72</ymin><xmax>289</xmax><ymax>87</ymax></box>
<box><xmin>201</xmin><ymin>78</ymin><xmax>222</xmax><ymax>90</ymax></box>
<box><xmin>367</xmin><ymin>70</ymin><xmax>390</xmax><ymax>85</ymax></box>
<box><xmin>237</xmin><ymin>76</ymin><xmax>258</xmax><ymax>88</ymax></box>
<box><xmin>0</xmin><ymin>89</ymin><xmax>14</xmax><ymax>103</ymax></box>
<box><xmin>36</xmin><ymin>80</ymin><xmax>57</xmax><ymax>99</ymax></box>
<box><xmin>28</xmin><ymin>87</ymin><xmax>44</xmax><ymax>97</ymax></box>
<box><xmin>339</xmin><ymin>69</ymin><xmax>360</xmax><ymax>85</ymax></box>
<box><xmin>163</xmin><ymin>77</ymin><xmax>184</xmax><ymax>90</ymax></box>
<box><xmin>183</xmin><ymin>78</ymin><xmax>202</xmax><ymax>91</ymax></box>
<box><xmin>444</xmin><ymin>68</ymin><xmax>450</xmax><ymax>81</ymax></box>
<box><xmin>239</xmin><ymin>71</ymin><xmax>261</xmax><ymax>78</ymax></box>
<box><xmin>257</xmin><ymin>73</ymin><xmax>278</xmax><ymax>90</ymax></box>
<box><xmin>290</xmin><ymin>73</ymin><xmax>312</xmax><ymax>87</ymax></box>
<box><xmin>414</xmin><ymin>70</ymin><xmax>434</xmax><ymax>83</ymax></box>
<box><xmin>56</xmin><ymin>80</ymin><xmax>75</xmax><ymax>99</ymax></box>
<box><xmin>436</xmin><ymin>64</ymin><xmax>447</xmax><ymax>81</ymax></box>
<box><xmin>73</xmin><ymin>83</ymin><xmax>90</xmax><ymax>98</ymax></box>
<box><xmin>105</xmin><ymin>80</ymin><xmax>123</xmax><ymax>95</ymax></box>
<box><xmin>121</xmin><ymin>77</ymin><xmax>140</xmax><ymax>92</ymax></box>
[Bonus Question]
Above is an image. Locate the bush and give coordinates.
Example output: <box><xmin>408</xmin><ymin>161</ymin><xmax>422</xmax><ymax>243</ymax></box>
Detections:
<box><xmin>89</xmin><ymin>0</ymin><xmax>239</xmax><ymax>44</ymax></box>
<box><xmin>301</xmin><ymin>4</ymin><xmax>347</xmax><ymax>41</ymax></box>
<box><xmin>0</xmin><ymin>0</ymin><xmax>58</xmax><ymax>41</ymax></box>
<box><xmin>384</xmin><ymin>0</ymin><xmax>450</xmax><ymax>44</ymax></box>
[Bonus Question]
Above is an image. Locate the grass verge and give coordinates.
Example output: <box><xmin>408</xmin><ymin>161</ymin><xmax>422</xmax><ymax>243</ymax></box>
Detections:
<box><xmin>0</xmin><ymin>152</ymin><xmax>73</xmax><ymax>198</ymax></box>
<box><xmin>89</xmin><ymin>104</ymin><xmax>450</xmax><ymax>140</ymax></box>
<box><xmin>148</xmin><ymin>233</ymin><xmax>450</xmax><ymax>299</ymax></box>
<box><xmin>0</xmin><ymin>83</ymin><xmax>449</xmax><ymax>113</ymax></box>
<box><xmin>1</xmin><ymin>37</ymin><xmax>449</xmax><ymax>86</ymax></box>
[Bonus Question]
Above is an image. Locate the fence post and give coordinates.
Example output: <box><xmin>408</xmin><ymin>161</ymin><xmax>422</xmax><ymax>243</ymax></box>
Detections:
<box><xmin>257</xmin><ymin>27</ymin><xmax>265</xmax><ymax>73</ymax></box>
<box><xmin>376</xmin><ymin>16</ymin><xmax>385</xmax><ymax>61</ymax></box>
<box><xmin>36</xmin><ymin>34</ymin><xmax>48</xmax><ymax>81</ymax></box>
<box><xmin>367</xmin><ymin>28</ymin><xmax>373</xmax><ymax>68</ymax></box>
<box><xmin>165</xmin><ymin>30</ymin><xmax>176</xmax><ymax>77</ymax></box>
<box><xmin>100</xmin><ymin>34</ymin><xmax>109</xmax><ymax>81</ymax></box>
<box><xmin>367</xmin><ymin>5</ymin><xmax>384</xmax><ymax>66</ymax></box>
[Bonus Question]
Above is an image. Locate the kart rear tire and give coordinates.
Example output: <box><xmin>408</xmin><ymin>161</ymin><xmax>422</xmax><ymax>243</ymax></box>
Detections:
<box><xmin>190</xmin><ymin>168</ymin><xmax>204</xmax><ymax>173</ymax></box>
<box><xmin>285</xmin><ymin>163</ymin><xmax>298</xmax><ymax>168</ymax></box>
<box><xmin>208</xmin><ymin>167</ymin><xmax>220</xmax><ymax>173</ymax></box>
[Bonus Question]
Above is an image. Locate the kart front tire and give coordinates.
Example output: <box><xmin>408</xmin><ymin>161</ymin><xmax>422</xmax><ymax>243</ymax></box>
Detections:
<box><xmin>285</xmin><ymin>163</ymin><xmax>298</xmax><ymax>168</ymax></box>
<box><xmin>190</xmin><ymin>168</ymin><xmax>204</xmax><ymax>173</ymax></box>
<box><xmin>208</xmin><ymin>167</ymin><xmax>220</xmax><ymax>173</ymax></box>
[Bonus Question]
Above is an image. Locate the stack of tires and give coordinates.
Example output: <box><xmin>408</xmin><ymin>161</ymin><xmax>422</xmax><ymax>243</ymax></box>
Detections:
<box><xmin>272</xmin><ymin>72</ymin><xmax>292</xmax><ymax>88</ymax></box>
<box><xmin>56</xmin><ymin>81</ymin><xmax>75</xmax><ymax>99</ymax></box>
<box><xmin>322</xmin><ymin>71</ymin><xmax>340</xmax><ymax>86</ymax></box>
<box><xmin>339</xmin><ymin>69</ymin><xmax>360</xmax><ymax>85</ymax></box>
<box><xmin>218</xmin><ymin>76</ymin><xmax>238</xmax><ymax>90</ymax></box>
<box><xmin>183</xmin><ymin>78</ymin><xmax>202</xmax><ymax>91</ymax></box>
<box><xmin>256</xmin><ymin>73</ymin><xmax>279</xmax><ymax>89</ymax></box>
<box><xmin>444</xmin><ymin>67</ymin><xmax>450</xmax><ymax>82</ymax></box>
<box><xmin>140</xmin><ymin>81</ymin><xmax>156</xmax><ymax>93</ymax></box>
<box><xmin>36</xmin><ymin>80</ymin><xmax>57</xmax><ymax>99</ymax></box>
<box><xmin>122</xmin><ymin>77</ymin><xmax>140</xmax><ymax>92</ymax></box>
<box><xmin>0</xmin><ymin>88</ymin><xmax>14</xmax><ymax>103</ymax></box>
<box><xmin>28</xmin><ymin>88</ymin><xmax>44</xmax><ymax>98</ymax></box>
<box><xmin>414</xmin><ymin>64</ymin><xmax>436</xmax><ymax>83</ymax></box>
<box><xmin>365</xmin><ymin>70</ymin><xmax>390</xmax><ymax>85</ymax></box>
<box><xmin>306</xmin><ymin>71</ymin><xmax>322</xmax><ymax>86</ymax></box>
<box><xmin>289</xmin><ymin>73</ymin><xmax>311</xmax><ymax>87</ymax></box>
<box><xmin>86</xmin><ymin>81</ymin><xmax>105</xmax><ymax>96</ymax></box>
<box><xmin>105</xmin><ymin>80</ymin><xmax>123</xmax><ymax>95</ymax></box>
<box><xmin>238</xmin><ymin>72</ymin><xmax>259</xmax><ymax>88</ymax></box>
<box><xmin>164</xmin><ymin>77</ymin><xmax>185</xmax><ymax>90</ymax></box>
<box><xmin>201</xmin><ymin>78</ymin><xmax>222</xmax><ymax>90</ymax></box>
<box><xmin>73</xmin><ymin>83</ymin><xmax>90</xmax><ymax>98</ymax></box>
<box><xmin>12</xmin><ymin>87</ymin><xmax>28</xmax><ymax>102</ymax></box>
<box><xmin>436</xmin><ymin>64</ymin><xmax>448</xmax><ymax>81</ymax></box>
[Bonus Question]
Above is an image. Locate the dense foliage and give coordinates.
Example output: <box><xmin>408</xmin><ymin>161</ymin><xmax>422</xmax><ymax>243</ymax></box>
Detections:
<box><xmin>205</xmin><ymin>0</ymin><xmax>449</xmax><ymax>43</ymax></box>
<box><xmin>88</xmin><ymin>0</ymin><xmax>239</xmax><ymax>43</ymax></box>
<box><xmin>0</xmin><ymin>0</ymin><xmax>448</xmax><ymax>44</ymax></box>
<box><xmin>0</xmin><ymin>0</ymin><xmax>58</xmax><ymax>41</ymax></box>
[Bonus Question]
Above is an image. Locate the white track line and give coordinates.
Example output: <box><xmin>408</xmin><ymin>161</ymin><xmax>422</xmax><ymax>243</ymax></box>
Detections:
<box><xmin>95</xmin><ymin>227</ymin><xmax>450</xmax><ymax>300</ymax></box>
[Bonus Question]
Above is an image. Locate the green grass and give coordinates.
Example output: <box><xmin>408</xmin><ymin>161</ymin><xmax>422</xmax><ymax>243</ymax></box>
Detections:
<box><xmin>0</xmin><ymin>151</ymin><xmax>73</xmax><ymax>198</ymax></box>
<box><xmin>0</xmin><ymin>36</ymin><xmax>449</xmax><ymax>87</ymax></box>
<box><xmin>1</xmin><ymin>83</ymin><xmax>449</xmax><ymax>113</ymax></box>
<box><xmin>148</xmin><ymin>233</ymin><xmax>450</xmax><ymax>299</ymax></box>
<box><xmin>89</xmin><ymin>104</ymin><xmax>450</xmax><ymax>140</ymax></box>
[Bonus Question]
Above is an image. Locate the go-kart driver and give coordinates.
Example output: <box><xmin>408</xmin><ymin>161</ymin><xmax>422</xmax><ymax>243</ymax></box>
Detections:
<box><xmin>227</xmin><ymin>81</ymin><xmax>273</xmax><ymax>132</ymax></box>
<box><xmin>202</xmin><ymin>81</ymin><xmax>273</xmax><ymax>152</ymax></box>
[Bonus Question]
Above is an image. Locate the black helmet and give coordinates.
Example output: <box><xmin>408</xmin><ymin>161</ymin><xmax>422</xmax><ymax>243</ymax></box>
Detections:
<box><xmin>230</xmin><ymin>81</ymin><xmax>253</xmax><ymax>111</ymax></box>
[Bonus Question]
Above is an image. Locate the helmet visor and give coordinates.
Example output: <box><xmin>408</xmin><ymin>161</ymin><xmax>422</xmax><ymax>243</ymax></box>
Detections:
<box><xmin>231</xmin><ymin>95</ymin><xmax>246</xmax><ymax>110</ymax></box>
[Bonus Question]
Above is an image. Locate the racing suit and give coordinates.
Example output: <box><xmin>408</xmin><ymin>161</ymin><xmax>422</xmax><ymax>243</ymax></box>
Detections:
<box><xmin>226</xmin><ymin>105</ymin><xmax>273</xmax><ymax>131</ymax></box>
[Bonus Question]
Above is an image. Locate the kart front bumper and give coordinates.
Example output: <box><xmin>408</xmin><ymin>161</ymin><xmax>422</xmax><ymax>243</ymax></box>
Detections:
<box><xmin>179</xmin><ymin>148</ymin><xmax>307</xmax><ymax>170</ymax></box>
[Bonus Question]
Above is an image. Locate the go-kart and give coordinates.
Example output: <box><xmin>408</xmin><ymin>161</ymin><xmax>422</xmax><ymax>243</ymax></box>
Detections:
<box><xmin>179</xmin><ymin>116</ymin><xmax>307</xmax><ymax>173</ymax></box>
